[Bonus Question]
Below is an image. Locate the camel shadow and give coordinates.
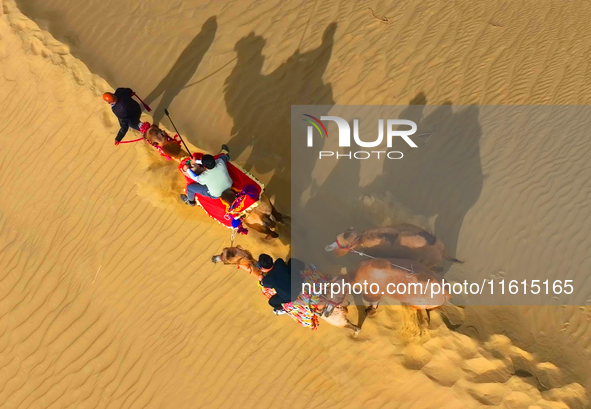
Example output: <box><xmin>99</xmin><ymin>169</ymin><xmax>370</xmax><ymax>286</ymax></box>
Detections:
<box><xmin>292</xmin><ymin>95</ymin><xmax>483</xmax><ymax>309</ymax></box>
<box><xmin>362</xmin><ymin>94</ymin><xmax>483</xmax><ymax>275</ymax></box>
<box><xmin>223</xmin><ymin>23</ymin><xmax>337</xmax><ymax>225</ymax></box>
<box><xmin>145</xmin><ymin>16</ymin><xmax>218</xmax><ymax>125</ymax></box>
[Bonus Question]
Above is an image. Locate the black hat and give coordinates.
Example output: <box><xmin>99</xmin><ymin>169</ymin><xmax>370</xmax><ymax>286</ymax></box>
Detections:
<box><xmin>258</xmin><ymin>254</ymin><xmax>273</xmax><ymax>269</ymax></box>
<box><xmin>201</xmin><ymin>154</ymin><xmax>216</xmax><ymax>169</ymax></box>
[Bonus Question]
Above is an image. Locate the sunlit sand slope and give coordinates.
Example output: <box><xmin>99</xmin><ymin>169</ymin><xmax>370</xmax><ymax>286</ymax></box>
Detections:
<box><xmin>1</xmin><ymin>0</ymin><xmax>591</xmax><ymax>408</ymax></box>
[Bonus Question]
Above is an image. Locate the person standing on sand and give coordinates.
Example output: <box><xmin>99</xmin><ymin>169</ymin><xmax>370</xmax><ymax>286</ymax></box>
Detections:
<box><xmin>257</xmin><ymin>254</ymin><xmax>305</xmax><ymax>315</ymax></box>
<box><xmin>103</xmin><ymin>88</ymin><xmax>143</xmax><ymax>145</ymax></box>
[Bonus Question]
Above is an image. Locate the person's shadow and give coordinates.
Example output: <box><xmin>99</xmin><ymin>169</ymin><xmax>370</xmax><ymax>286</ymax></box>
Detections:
<box><xmin>223</xmin><ymin>23</ymin><xmax>337</xmax><ymax>213</ymax></box>
<box><xmin>145</xmin><ymin>16</ymin><xmax>218</xmax><ymax>124</ymax></box>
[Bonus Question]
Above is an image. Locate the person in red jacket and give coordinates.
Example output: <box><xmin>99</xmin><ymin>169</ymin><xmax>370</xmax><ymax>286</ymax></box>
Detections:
<box><xmin>103</xmin><ymin>88</ymin><xmax>143</xmax><ymax>145</ymax></box>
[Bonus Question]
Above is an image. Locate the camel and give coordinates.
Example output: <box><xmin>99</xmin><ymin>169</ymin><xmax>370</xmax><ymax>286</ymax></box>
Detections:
<box><xmin>180</xmin><ymin>150</ymin><xmax>286</xmax><ymax>240</ymax></box>
<box><xmin>219</xmin><ymin>190</ymin><xmax>286</xmax><ymax>239</ymax></box>
<box><xmin>334</xmin><ymin>258</ymin><xmax>451</xmax><ymax>320</ymax></box>
<box><xmin>144</xmin><ymin>124</ymin><xmax>189</xmax><ymax>162</ymax></box>
<box><xmin>211</xmin><ymin>246</ymin><xmax>360</xmax><ymax>334</ymax></box>
<box><xmin>325</xmin><ymin>223</ymin><xmax>463</xmax><ymax>269</ymax></box>
<box><xmin>142</xmin><ymin>124</ymin><xmax>286</xmax><ymax>239</ymax></box>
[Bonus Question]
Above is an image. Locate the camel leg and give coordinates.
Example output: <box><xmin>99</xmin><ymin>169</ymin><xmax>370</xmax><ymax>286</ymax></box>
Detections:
<box><xmin>264</xmin><ymin>230</ymin><xmax>279</xmax><ymax>240</ymax></box>
<box><xmin>345</xmin><ymin>322</ymin><xmax>361</xmax><ymax>335</ymax></box>
<box><xmin>270</xmin><ymin>204</ymin><xmax>284</xmax><ymax>224</ymax></box>
<box><xmin>415</xmin><ymin>309</ymin><xmax>430</xmax><ymax>330</ymax></box>
<box><xmin>260</xmin><ymin>214</ymin><xmax>279</xmax><ymax>240</ymax></box>
<box><xmin>365</xmin><ymin>300</ymin><xmax>380</xmax><ymax>318</ymax></box>
<box><xmin>260</xmin><ymin>214</ymin><xmax>277</xmax><ymax>229</ymax></box>
<box><xmin>242</xmin><ymin>221</ymin><xmax>279</xmax><ymax>240</ymax></box>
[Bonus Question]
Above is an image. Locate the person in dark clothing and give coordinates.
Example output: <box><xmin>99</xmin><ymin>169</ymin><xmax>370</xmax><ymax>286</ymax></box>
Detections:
<box><xmin>257</xmin><ymin>254</ymin><xmax>305</xmax><ymax>315</ymax></box>
<box><xmin>103</xmin><ymin>88</ymin><xmax>143</xmax><ymax>145</ymax></box>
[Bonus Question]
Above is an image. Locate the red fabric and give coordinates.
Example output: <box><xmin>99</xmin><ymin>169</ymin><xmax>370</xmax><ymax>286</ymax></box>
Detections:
<box><xmin>118</xmin><ymin>137</ymin><xmax>145</xmax><ymax>144</ymax></box>
<box><xmin>139</xmin><ymin>122</ymin><xmax>151</xmax><ymax>134</ymax></box>
<box><xmin>178</xmin><ymin>153</ymin><xmax>262</xmax><ymax>228</ymax></box>
<box><xmin>132</xmin><ymin>93</ymin><xmax>152</xmax><ymax>112</ymax></box>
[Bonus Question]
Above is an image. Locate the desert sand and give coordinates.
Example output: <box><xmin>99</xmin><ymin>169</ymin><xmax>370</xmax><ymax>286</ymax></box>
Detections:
<box><xmin>1</xmin><ymin>0</ymin><xmax>591</xmax><ymax>407</ymax></box>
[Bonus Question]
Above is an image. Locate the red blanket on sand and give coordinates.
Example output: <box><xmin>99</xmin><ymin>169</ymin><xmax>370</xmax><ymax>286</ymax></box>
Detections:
<box><xmin>178</xmin><ymin>153</ymin><xmax>264</xmax><ymax>229</ymax></box>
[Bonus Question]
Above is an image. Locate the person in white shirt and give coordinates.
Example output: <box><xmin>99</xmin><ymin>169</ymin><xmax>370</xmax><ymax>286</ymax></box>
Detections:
<box><xmin>180</xmin><ymin>145</ymin><xmax>232</xmax><ymax>205</ymax></box>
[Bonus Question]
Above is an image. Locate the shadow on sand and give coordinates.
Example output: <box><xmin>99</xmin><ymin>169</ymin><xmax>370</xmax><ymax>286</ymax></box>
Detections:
<box><xmin>362</xmin><ymin>94</ymin><xmax>483</xmax><ymax>274</ymax></box>
<box><xmin>223</xmin><ymin>23</ymin><xmax>338</xmax><ymax>217</ymax></box>
<box><xmin>292</xmin><ymin>94</ymin><xmax>484</xmax><ymax>326</ymax></box>
<box><xmin>146</xmin><ymin>16</ymin><xmax>218</xmax><ymax>125</ymax></box>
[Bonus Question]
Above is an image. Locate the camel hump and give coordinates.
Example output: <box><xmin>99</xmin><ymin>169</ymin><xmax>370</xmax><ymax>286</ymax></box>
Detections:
<box><xmin>395</xmin><ymin>230</ymin><xmax>437</xmax><ymax>249</ymax></box>
<box><xmin>388</xmin><ymin>224</ymin><xmax>438</xmax><ymax>243</ymax></box>
<box><xmin>363</xmin><ymin>224</ymin><xmax>438</xmax><ymax>247</ymax></box>
<box><xmin>395</xmin><ymin>223</ymin><xmax>427</xmax><ymax>234</ymax></box>
<box><xmin>399</xmin><ymin>235</ymin><xmax>428</xmax><ymax>248</ymax></box>
<box><xmin>418</xmin><ymin>230</ymin><xmax>437</xmax><ymax>246</ymax></box>
<box><xmin>368</xmin><ymin>259</ymin><xmax>392</xmax><ymax>270</ymax></box>
<box><xmin>162</xmin><ymin>141</ymin><xmax>183</xmax><ymax>158</ymax></box>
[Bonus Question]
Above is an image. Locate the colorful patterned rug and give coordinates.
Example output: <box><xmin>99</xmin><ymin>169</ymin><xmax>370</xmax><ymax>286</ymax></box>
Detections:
<box><xmin>258</xmin><ymin>268</ymin><xmax>333</xmax><ymax>330</ymax></box>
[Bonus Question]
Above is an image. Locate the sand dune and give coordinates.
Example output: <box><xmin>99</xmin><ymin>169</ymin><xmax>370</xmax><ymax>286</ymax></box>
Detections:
<box><xmin>1</xmin><ymin>0</ymin><xmax>591</xmax><ymax>407</ymax></box>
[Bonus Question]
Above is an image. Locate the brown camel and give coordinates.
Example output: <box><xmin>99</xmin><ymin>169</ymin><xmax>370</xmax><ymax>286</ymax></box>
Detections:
<box><xmin>220</xmin><ymin>190</ymin><xmax>286</xmax><ymax>240</ymax></box>
<box><xmin>181</xmin><ymin>158</ymin><xmax>287</xmax><ymax>240</ymax></box>
<box><xmin>333</xmin><ymin>258</ymin><xmax>451</xmax><ymax>319</ymax></box>
<box><xmin>145</xmin><ymin>124</ymin><xmax>189</xmax><ymax>162</ymax></box>
<box><xmin>325</xmin><ymin>223</ymin><xmax>463</xmax><ymax>268</ymax></box>
<box><xmin>211</xmin><ymin>246</ymin><xmax>360</xmax><ymax>334</ymax></box>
